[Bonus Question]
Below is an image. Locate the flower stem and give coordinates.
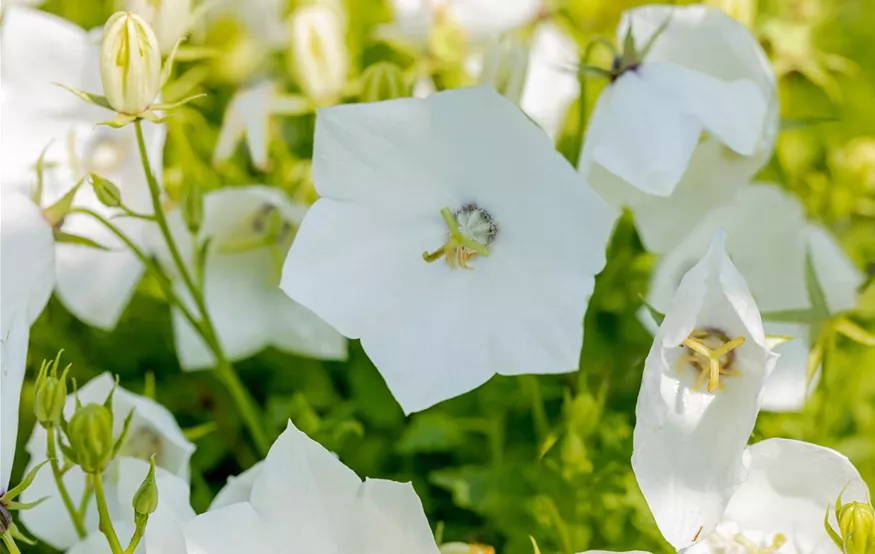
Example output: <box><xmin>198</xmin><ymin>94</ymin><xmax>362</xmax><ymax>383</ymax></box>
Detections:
<box><xmin>124</xmin><ymin>518</ymin><xmax>146</xmax><ymax>554</ymax></box>
<box><xmin>93</xmin><ymin>472</ymin><xmax>123</xmax><ymax>554</ymax></box>
<box><xmin>133</xmin><ymin>120</ymin><xmax>270</xmax><ymax>456</ymax></box>
<box><xmin>1</xmin><ymin>533</ymin><xmax>21</xmax><ymax>554</ymax></box>
<box><xmin>46</xmin><ymin>425</ymin><xmax>87</xmax><ymax>539</ymax></box>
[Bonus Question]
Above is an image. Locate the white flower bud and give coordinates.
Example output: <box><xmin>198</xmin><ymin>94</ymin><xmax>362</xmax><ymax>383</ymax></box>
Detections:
<box><xmin>288</xmin><ymin>5</ymin><xmax>348</xmax><ymax>104</ymax></box>
<box><xmin>100</xmin><ymin>12</ymin><xmax>162</xmax><ymax>115</ymax></box>
<box><xmin>477</xmin><ymin>35</ymin><xmax>529</xmax><ymax>105</ymax></box>
<box><xmin>126</xmin><ymin>0</ymin><xmax>191</xmax><ymax>54</ymax></box>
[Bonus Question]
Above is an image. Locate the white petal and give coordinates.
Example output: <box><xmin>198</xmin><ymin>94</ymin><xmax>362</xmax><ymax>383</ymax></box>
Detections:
<box><xmin>0</xmin><ymin>310</ymin><xmax>29</xmax><ymax>490</ymax></box>
<box><xmin>353</xmin><ymin>479</ymin><xmax>440</xmax><ymax>554</ymax></box>
<box><xmin>519</xmin><ymin>23</ymin><xmax>579</xmax><ymax>140</ymax></box>
<box><xmin>632</xmin><ymin>232</ymin><xmax>778</xmax><ymax>550</ymax></box>
<box><xmin>20</xmin><ymin>463</ymin><xmax>92</xmax><ymax>550</ymax></box>
<box><xmin>214</xmin><ymin>82</ymin><xmax>274</xmax><ymax>170</ymax></box>
<box><xmin>112</xmin><ymin>457</ymin><xmax>195</xmax><ymax>526</ymax></box>
<box><xmin>724</xmin><ymin>438</ymin><xmax>870</xmax><ymax>551</ymax></box>
<box><xmin>184</xmin><ymin>502</ymin><xmax>269</xmax><ymax>554</ymax></box>
<box><xmin>760</xmin><ymin>323</ymin><xmax>812</xmax><ymax>413</ymax></box>
<box><xmin>0</xmin><ymin>189</ymin><xmax>55</xmax><ymax>330</ymax></box>
<box><xmin>806</xmin><ymin>223</ymin><xmax>862</xmax><ymax>314</ymax></box>
<box><xmin>447</xmin><ymin>0</ymin><xmax>539</xmax><ymax>40</ymax></box>
<box><xmin>209</xmin><ymin>462</ymin><xmax>263</xmax><ymax>510</ymax></box>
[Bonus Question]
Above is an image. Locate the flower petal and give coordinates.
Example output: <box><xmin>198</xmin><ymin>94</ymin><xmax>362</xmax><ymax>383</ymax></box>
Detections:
<box><xmin>519</xmin><ymin>23</ymin><xmax>579</xmax><ymax>140</ymax></box>
<box><xmin>352</xmin><ymin>479</ymin><xmax>440</xmax><ymax>554</ymax></box>
<box><xmin>209</xmin><ymin>462</ymin><xmax>263</xmax><ymax>511</ymax></box>
<box><xmin>806</xmin><ymin>223</ymin><xmax>862</xmax><ymax>314</ymax></box>
<box><xmin>760</xmin><ymin>323</ymin><xmax>813</xmax><ymax>413</ymax></box>
<box><xmin>0</xmin><ymin>309</ymin><xmax>30</xmax><ymax>490</ymax></box>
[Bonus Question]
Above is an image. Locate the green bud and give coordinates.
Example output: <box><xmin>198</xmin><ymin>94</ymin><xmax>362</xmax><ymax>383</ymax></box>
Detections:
<box><xmin>34</xmin><ymin>352</ymin><xmax>71</xmax><ymax>427</ymax></box>
<box><xmin>67</xmin><ymin>403</ymin><xmax>115</xmax><ymax>473</ymax></box>
<box><xmin>181</xmin><ymin>181</ymin><xmax>204</xmax><ymax>234</ymax></box>
<box><xmin>90</xmin><ymin>174</ymin><xmax>123</xmax><ymax>208</ymax></box>
<box><xmin>132</xmin><ymin>456</ymin><xmax>159</xmax><ymax>517</ymax></box>
<box><xmin>838</xmin><ymin>501</ymin><xmax>875</xmax><ymax>554</ymax></box>
<box><xmin>360</xmin><ymin>62</ymin><xmax>408</xmax><ymax>103</ymax></box>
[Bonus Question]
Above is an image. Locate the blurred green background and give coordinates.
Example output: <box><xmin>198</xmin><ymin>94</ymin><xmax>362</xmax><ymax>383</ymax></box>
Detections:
<box><xmin>11</xmin><ymin>0</ymin><xmax>875</xmax><ymax>553</ymax></box>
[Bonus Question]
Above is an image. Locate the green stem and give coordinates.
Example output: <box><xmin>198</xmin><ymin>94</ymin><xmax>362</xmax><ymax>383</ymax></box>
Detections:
<box><xmin>46</xmin><ymin>426</ymin><xmax>87</xmax><ymax>539</ymax></box>
<box><xmin>124</xmin><ymin>519</ymin><xmax>146</xmax><ymax>554</ymax></box>
<box><xmin>93</xmin><ymin>472</ymin><xmax>123</xmax><ymax>554</ymax></box>
<box><xmin>1</xmin><ymin>533</ymin><xmax>21</xmax><ymax>554</ymax></box>
<box><xmin>133</xmin><ymin>120</ymin><xmax>270</xmax><ymax>456</ymax></box>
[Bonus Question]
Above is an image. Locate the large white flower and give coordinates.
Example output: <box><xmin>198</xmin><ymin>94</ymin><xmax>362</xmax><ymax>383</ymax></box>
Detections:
<box><xmin>150</xmin><ymin>185</ymin><xmax>346</xmax><ymax>370</ymax></box>
<box><xmin>183</xmin><ymin>421</ymin><xmax>440</xmax><ymax>554</ymax></box>
<box><xmin>632</xmin><ymin>230</ymin><xmax>778</xmax><ymax>550</ymax></box>
<box><xmin>21</xmin><ymin>373</ymin><xmax>194</xmax><ymax>550</ymax></box>
<box><xmin>0</xmin><ymin>189</ymin><xmax>55</xmax><ymax>489</ymax></box>
<box><xmin>1</xmin><ymin>7</ymin><xmax>166</xmax><ymax>330</ymax></box>
<box><xmin>65</xmin><ymin>457</ymin><xmax>195</xmax><ymax>554</ymax></box>
<box><xmin>580</xmin><ymin>5</ymin><xmax>777</xmax><ymax>252</ymax></box>
<box><xmin>646</xmin><ymin>185</ymin><xmax>863</xmax><ymax>411</ymax></box>
<box><xmin>280</xmin><ymin>86</ymin><xmax>616</xmax><ymax>414</ymax></box>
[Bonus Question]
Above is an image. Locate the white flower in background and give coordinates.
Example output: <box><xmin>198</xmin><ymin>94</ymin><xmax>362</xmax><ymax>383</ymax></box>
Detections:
<box><xmin>183</xmin><ymin>421</ymin><xmax>440</xmax><ymax>554</ymax></box>
<box><xmin>632</xmin><ymin>231</ymin><xmax>778</xmax><ymax>550</ymax></box>
<box><xmin>21</xmin><ymin>373</ymin><xmax>194</xmax><ymax>550</ymax></box>
<box><xmin>281</xmin><ymin>86</ymin><xmax>616</xmax><ymax>414</ymax></box>
<box><xmin>1</xmin><ymin>7</ymin><xmax>166</xmax><ymax>330</ymax></box>
<box><xmin>646</xmin><ymin>185</ymin><xmax>863</xmax><ymax>411</ymax></box>
<box><xmin>126</xmin><ymin>0</ymin><xmax>192</xmax><ymax>54</ymax></box>
<box><xmin>213</xmin><ymin>81</ymin><xmax>311</xmax><ymax>171</ymax></box>
<box><xmin>150</xmin><ymin>186</ymin><xmax>346</xmax><ymax>370</ymax></box>
<box><xmin>0</xmin><ymin>189</ymin><xmax>56</xmax><ymax>490</ymax></box>
<box><xmin>580</xmin><ymin>439</ymin><xmax>870</xmax><ymax>554</ymax></box>
<box><xmin>66</xmin><ymin>457</ymin><xmax>195</xmax><ymax>554</ymax></box>
<box><xmin>208</xmin><ymin>462</ymin><xmax>263</xmax><ymax>510</ymax></box>
<box><xmin>580</xmin><ymin>4</ymin><xmax>777</xmax><ymax>202</ymax></box>
<box><xmin>475</xmin><ymin>34</ymin><xmax>529</xmax><ymax>104</ymax></box>
<box><xmin>205</xmin><ymin>0</ymin><xmax>289</xmax><ymax>50</ymax></box>
<box><xmin>288</xmin><ymin>4</ymin><xmax>349</xmax><ymax>105</ymax></box>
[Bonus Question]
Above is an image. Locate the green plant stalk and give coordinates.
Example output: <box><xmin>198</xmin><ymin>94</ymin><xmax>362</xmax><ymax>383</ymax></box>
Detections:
<box><xmin>124</xmin><ymin>520</ymin><xmax>146</xmax><ymax>554</ymax></box>
<box><xmin>133</xmin><ymin>120</ymin><xmax>271</xmax><ymax>456</ymax></box>
<box><xmin>1</xmin><ymin>532</ymin><xmax>21</xmax><ymax>554</ymax></box>
<box><xmin>46</xmin><ymin>426</ymin><xmax>87</xmax><ymax>539</ymax></box>
<box><xmin>93</xmin><ymin>472</ymin><xmax>123</xmax><ymax>554</ymax></box>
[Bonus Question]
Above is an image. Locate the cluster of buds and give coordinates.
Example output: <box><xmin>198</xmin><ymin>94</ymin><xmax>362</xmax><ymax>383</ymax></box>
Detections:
<box><xmin>826</xmin><ymin>487</ymin><xmax>875</xmax><ymax>554</ymax></box>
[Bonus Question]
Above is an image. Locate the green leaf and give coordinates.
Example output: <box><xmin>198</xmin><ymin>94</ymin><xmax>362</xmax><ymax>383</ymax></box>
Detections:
<box><xmin>780</xmin><ymin>115</ymin><xmax>839</xmax><ymax>131</ymax></box>
<box><xmin>638</xmin><ymin>294</ymin><xmax>665</xmax><ymax>326</ymax></box>
<box><xmin>397</xmin><ymin>412</ymin><xmax>468</xmax><ymax>454</ymax></box>
<box><xmin>834</xmin><ymin>318</ymin><xmax>875</xmax><ymax>346</ymax></box>
<box><xmin>53</xmin><ymin>230</ymin><xmax>111</xmax><ymax>251</ymax></box>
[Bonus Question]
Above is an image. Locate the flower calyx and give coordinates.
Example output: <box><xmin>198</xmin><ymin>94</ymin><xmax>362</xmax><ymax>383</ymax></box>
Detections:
<box><xmin>826</xmin><ymin>485</ymin><xmax>875</xmax><ymax>554</ymax></box>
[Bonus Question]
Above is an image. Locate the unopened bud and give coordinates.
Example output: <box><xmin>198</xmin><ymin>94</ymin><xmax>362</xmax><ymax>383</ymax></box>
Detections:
<box><xmin>68</xmin><ymin>404</ymin><xmax>114</xmax><ymax>473</ymax></box>
<box><xmin>288</xmin><ymin>5</ymin><xmax>348</xmax><ymax>104</ymax></box>
<box><xmin>360</xmin><ymin>62</ymin><xmax>408</xmax><ymax>102</ymax></box>
<box><xmin>126</xmin><ymin>0</ymin><xmax>191</xmax><ymax>54</ymax></box>
<box><xmin>132</xmin><ymin>457</ymin><xmax>159</xmax><ymax>517</ymax></box>
<box><xmin>100</xmin><ymin>12</ymin><xmax>162</xmax><ymax>115</ymax></box>
<box><xmin>838</xmin><ymin>501</ymin><xmax>875</xmax><ymax>554</ymax></box>
<box><xmin>181</xmin><ymin>181</ymin><xmax>203</xmax><ymax>234</ymax></box>
<box><xmin>90</xmin><ymin>174</ymin><xmax>123</xmax><ymax>208</ymax></box>
<box><xmin>34</xmin><ymin>352</ymin><xmax>70</xmax><ymax>427</ymax></box>
<box><xmin>0</xmin><ymin>503</ymin><xmax>10</xmax><ymax>535</ymax></box>
<box><xmin>478</xmin><ymin>35</ymin><xmax>529</xmax><ymax>104</ymax></box>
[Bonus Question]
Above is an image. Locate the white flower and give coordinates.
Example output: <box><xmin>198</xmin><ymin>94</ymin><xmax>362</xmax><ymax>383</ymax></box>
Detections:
<box><xmin>1</xmin><ymin>7</ymin><xmax>166</xmax><ymax>330</ymax></box>
<box><xmin>0</xmin><ymin>190</ymin><xmax>55</xmax><ymax>489</ymax></box>
<box><xmin>150</xmin><ymin>185</ymin><xmax>346</xmax><ymax>370</ymax></box>
<box><xmin>580</xmin><ymin>4</ymin><xmax>776</xmax><ymax>201</ymax></box>
<box><xmin>475</xmin><ymin>34</ymin><xmax>529</xmax><ymax>104</ymax></box>
<box><xmin>632</xmin><ymin>230</ymin><xmax>778</xmax><ymax>550</ymax></box>
<box><xmin>183</xmin><ymin>421</ymin><xmax>440</xmax><ymax>554</ymax></box>
<box><xmin>126</xmin><ymin>0</ymin><xmax>192</xmax><ymax>54</ymax></box>
<box><xmin>288</xmin><ymin>4</ymin><xmax>349</xmax><ymax>105</ymax></box>
<box><xmin>280</xmin><ymin>86</ymin><xmax>616</xmax><ymax>414</ymax></box>
<box><xmin>65</xmin><ymin>457</ymin><xmax>195</xmax><ymax>554</ymax></box>
<box><xmin>645</xmin><ymin>185</ymin><xmax>863</xmax><ymax>411</ymax></box>
<box><xmin>20</xmin><ymin>373</ymin><xmax>194</xmax><ymax>550</ymax></box>
<box><xmin>208</xmin><ymin>462</ymin><xmax>263</xmax><ymax>511</ymax></box>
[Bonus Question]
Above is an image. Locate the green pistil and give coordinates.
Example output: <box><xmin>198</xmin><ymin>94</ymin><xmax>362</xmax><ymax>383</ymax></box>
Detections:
<box><xmin>422</xmin><ymin>207</ymin><xmax>491</xmax><ymax>264</ymax></box>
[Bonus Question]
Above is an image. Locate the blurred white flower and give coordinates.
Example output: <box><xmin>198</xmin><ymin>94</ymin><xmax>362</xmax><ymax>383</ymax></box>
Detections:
<box><xmin>21</xmin><ymin>373</ymin><xmax>194</xmax><ymax>550</ymax></box>
<box><xmin>208</xmin><ymin>462</ymin><xmax>263</xmax><ymax>511</ymax></box>
<box><xmin>0</xmin><ymin>189</ymin><xmax>55</xmax><ymax>490</ymax></box>
<box><xmin>632</xmin><ymin>230</ymin><xmax>778</xmax><ymax>550</ymax></box>
<box><xmin>150</xmin><ymin>186</ymin><xmax>346</xmax><ymax>370</ymax></box>
<box><xmin>281</xmin><ymin>86</ymin><xmax>616</xmax><ymax>414</ymax></box>
<box><xmin>475</xmin><ymin>34</ymin><xmax>529</xmax><ymax>104</ymax></box>
<box><xmin>1</xmin><ymin>7</ymin><xmax>166</xmax><ymax>330</ymax></box>
<box><xmin>581</xmin><ymin>4</ymin><xmax>776</xmax><ymax>204</ymax></box>
<box><xmin>183</xmin><ymin>421</ymin><xmax>440</xmax><ymax>554</ymax></box>
<box><xmin>126</xmin><ymin>0</ymin><xmax>192</xmax><ymax>54</ymax></box>
<box><xmin>206</xmin><ymin>0</ymin><xmax>289</xmax><ymax>50</ymax></box>
<box><xmin>646</xmin><ymin>185</ymin><xmax>863</xmax><ymax>411</ymax></box>
<box><xmin>288</xmin><ymin>4</ymin><xmax>349</xmax><ymax>105</ymax></box>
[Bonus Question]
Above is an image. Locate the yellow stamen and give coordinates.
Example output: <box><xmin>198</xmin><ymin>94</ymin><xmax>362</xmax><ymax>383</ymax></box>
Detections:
<box><xmin>679</xmin><ymin>330</ymin><xmax>746</xmax><ymax>392</ymax></box>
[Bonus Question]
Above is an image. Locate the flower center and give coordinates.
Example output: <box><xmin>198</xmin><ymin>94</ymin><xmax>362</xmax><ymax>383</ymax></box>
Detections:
<box><xmin>422</xmin><ymin>204</ymin><xmax>497</xmax><ymax>270</ymax></box>
<box><xmin>678</xmin><ymin>327</ymin><xmax>745</xmax><ymax>393</ymax></box>
<box><xmin>123</xmin><ymin>425</ymin><xmax>164</xmax><ymax>466</ymax></box>
<box><xmin>732</xmin><ymin>531</ymin><xmax>787</xmax><ymax>554</ymax></box>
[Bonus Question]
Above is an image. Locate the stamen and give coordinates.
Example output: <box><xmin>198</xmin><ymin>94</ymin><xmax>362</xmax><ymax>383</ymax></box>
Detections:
<box><xmin>678</xmin><ymin>328</ymin><xmax>746</xmax><ymax>392</ymax></box>
<box><xmin>422</xmin><ymin>205</ymin><xmax>496</xmax><ymax>269</ymax></box>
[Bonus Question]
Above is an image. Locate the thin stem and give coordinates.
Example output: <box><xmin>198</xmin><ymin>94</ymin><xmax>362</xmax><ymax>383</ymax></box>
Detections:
<box><xmin>46</xmin><ymin>426</ymin><xmax>87</xmax><ymax>539</ymax></box>
<box><xmin>133</xmin><ymin>120</ymin><xmax>271</xmax><ymax>456</ymax></box>
<box><xmin>124</xmin><ymin>520</ymin><xmax>146</xmax><ymax>554</ymax></box>
<box><xmin>93</xmin><ymin>472</ymin><xmax>123</xmax><ymax>554</ymax></box>
<box><xmin>2</xmin><ymin>533</ymin><xmax>22</xmax><ymax>554</ymax></box>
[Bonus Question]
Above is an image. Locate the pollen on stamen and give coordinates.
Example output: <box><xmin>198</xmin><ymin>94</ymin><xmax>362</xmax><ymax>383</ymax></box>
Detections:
<box><xmin>677</xmin><ymin>327</ymin><xmax>745</xmax><ymax>392</ymax></box>
<box><xmin>423</xmin><ymin>203</ymin><xmax>498</xmax><ymax>269</ymax></box>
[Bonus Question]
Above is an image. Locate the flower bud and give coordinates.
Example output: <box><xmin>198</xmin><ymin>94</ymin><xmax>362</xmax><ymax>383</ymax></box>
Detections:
<box><xmin>0</xmin><ymin>503</ymin><xmax>10</xmax><ymax>536</ymax></box>
<box><xmin>288</xmin><ymin>5</ymin><xmax>348</xmax><ymax>104</ymax></box>
<box><xmin>90</xmin><ymin>174</ymin><xmax>123</xmax><ymax>208</ymax></box>
<box><xmin>360</xmin><ymin>62</ymin><xmax>408</xmax><ymax>102</ymax></box>
<box><xmin>33</xmin><ymin>352</ymin><xmax>70</xmax><ymax>427</ymax></box>
<box><xmin>125</xmin><ymin>0</ymin><xmax>191</xmax><ymax>54</ymax></box>
<box><xmin>67</xmin><ymin>403</ymin><xmax>115</xmax><ymax>473</ymax></box>
<box><xmin>838</xmin><ymin>501</ymin><xmax>875</xmax><ymax>554</ymax></box>
<box><xmin>181</xmin><ymin>181</ymin><xmax>204</xmax><ymax>234</ymax></box>
<box><xmin>100</xmin><ymin>12</ymin><xmax>162</xmax><ymax>115</ymax></box>
<box><xmin>477</xmin><ymin>36</ymin><xmax>529</xmax><ymax>104</ymax></box>
<box><xmin>132</xmin><ymin>457</ymin><xmax>159</xmax><ymax>517</ymax></box>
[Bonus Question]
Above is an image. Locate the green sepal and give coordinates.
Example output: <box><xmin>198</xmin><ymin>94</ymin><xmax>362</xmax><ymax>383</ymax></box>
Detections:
<box><xmin>44</xmin><ymin>176</ymin><xmax>87</xmax><ymax>226</ymax></box>
<box><xmin>805</xmin><ymin>246</ymin><xmax>830</xmax><ymax>320</ymax></box>
<box><xmin>55</xmin><ymin>83</ymin><xmax>113</xmax><ymax>111</ymax></box>
<box><xmin>150</xmin><ymin>93</ymin><xmax>207</xmax><ymax>112</ymax></box>
<box><xmin>2</xmin><ymin>461</ymin><xmax>50</xmax><ymax>502</ymax></box>
<box><xmin>638</xmin><ymin>294</ymin><xmax>665</xmax><ymax>326</ymax></box>
<box><xmin>112</xmin><ymin>409</ymin><xmax>136</xmax><ymax>460</ymax></box>
<box><xmin>833</xmin><ymin>318</ymin><xmax>875</xmax><ymax>346</ymax></box>
<box><xmin>4</xmin><ymin>496</ymin><xmax>49</xmax><ymax>511</ymax></box>
<box><xmin>97</xmin><ymin>113</ymin><xmax>137</xmax><ymax>128</ymax></box>
<box><xmin>53</xmin><ymin>230</ymin><xmax>111</xmax><ymax>251</ymax></box>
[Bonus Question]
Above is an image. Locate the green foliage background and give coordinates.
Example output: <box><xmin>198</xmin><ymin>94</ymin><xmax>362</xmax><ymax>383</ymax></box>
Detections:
<box><xmin>11</xmin><ymin>0</ymin><xmax>875</xmax><ymax>553</ymax></box>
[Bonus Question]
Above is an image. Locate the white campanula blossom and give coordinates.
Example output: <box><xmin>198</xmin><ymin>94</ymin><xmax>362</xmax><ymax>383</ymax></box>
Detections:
<box><xmin>20</xmin><ymin>373</ymin><xmax>194</xmax><ymax>550</ymax></box>
<box><xmin>1</xmin><ymin>7</ymin><xmax>166</xmax><ymax>330</ymax></box>
<box><xmin>126</xmin><ymin>0</ymin><xmax>192</xmax><ymax>54</ymax></box>
<box><xmin>288</xmin><ymin>4</ymin><xmax>349</xmax><ymax>105</ymax></box>
<box><xmin>149</xmin><ymin>186</ymin><xmax>346</xmax><ymax>370</ymax></box>
<box><xmin>182</xmin><ymin>421</ymin><xmax>440</xmax><ymax>554</ymax></box>
<box><xmin>581</xmin><ymin>5</ymin><xmax>777</xmax><ymax>253</ymax></box>
<box><xmin>632</xmin><ymin>231</ymin><xmax>778</xmax><ymax>550</ymax></box>
<box><xmin>280</xmin><ymin>86</ymin><xmax>616</xmax><ymax>414</ymax></box>
<box><xmin>99</xmin><ymin>12</ymin><xmax>163</xmax><ymax>115</ymax></box>
<box><xmin>646</xmin><ymin>185</ymin><xmax>863</xmax><ymax>412</ymax></box>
